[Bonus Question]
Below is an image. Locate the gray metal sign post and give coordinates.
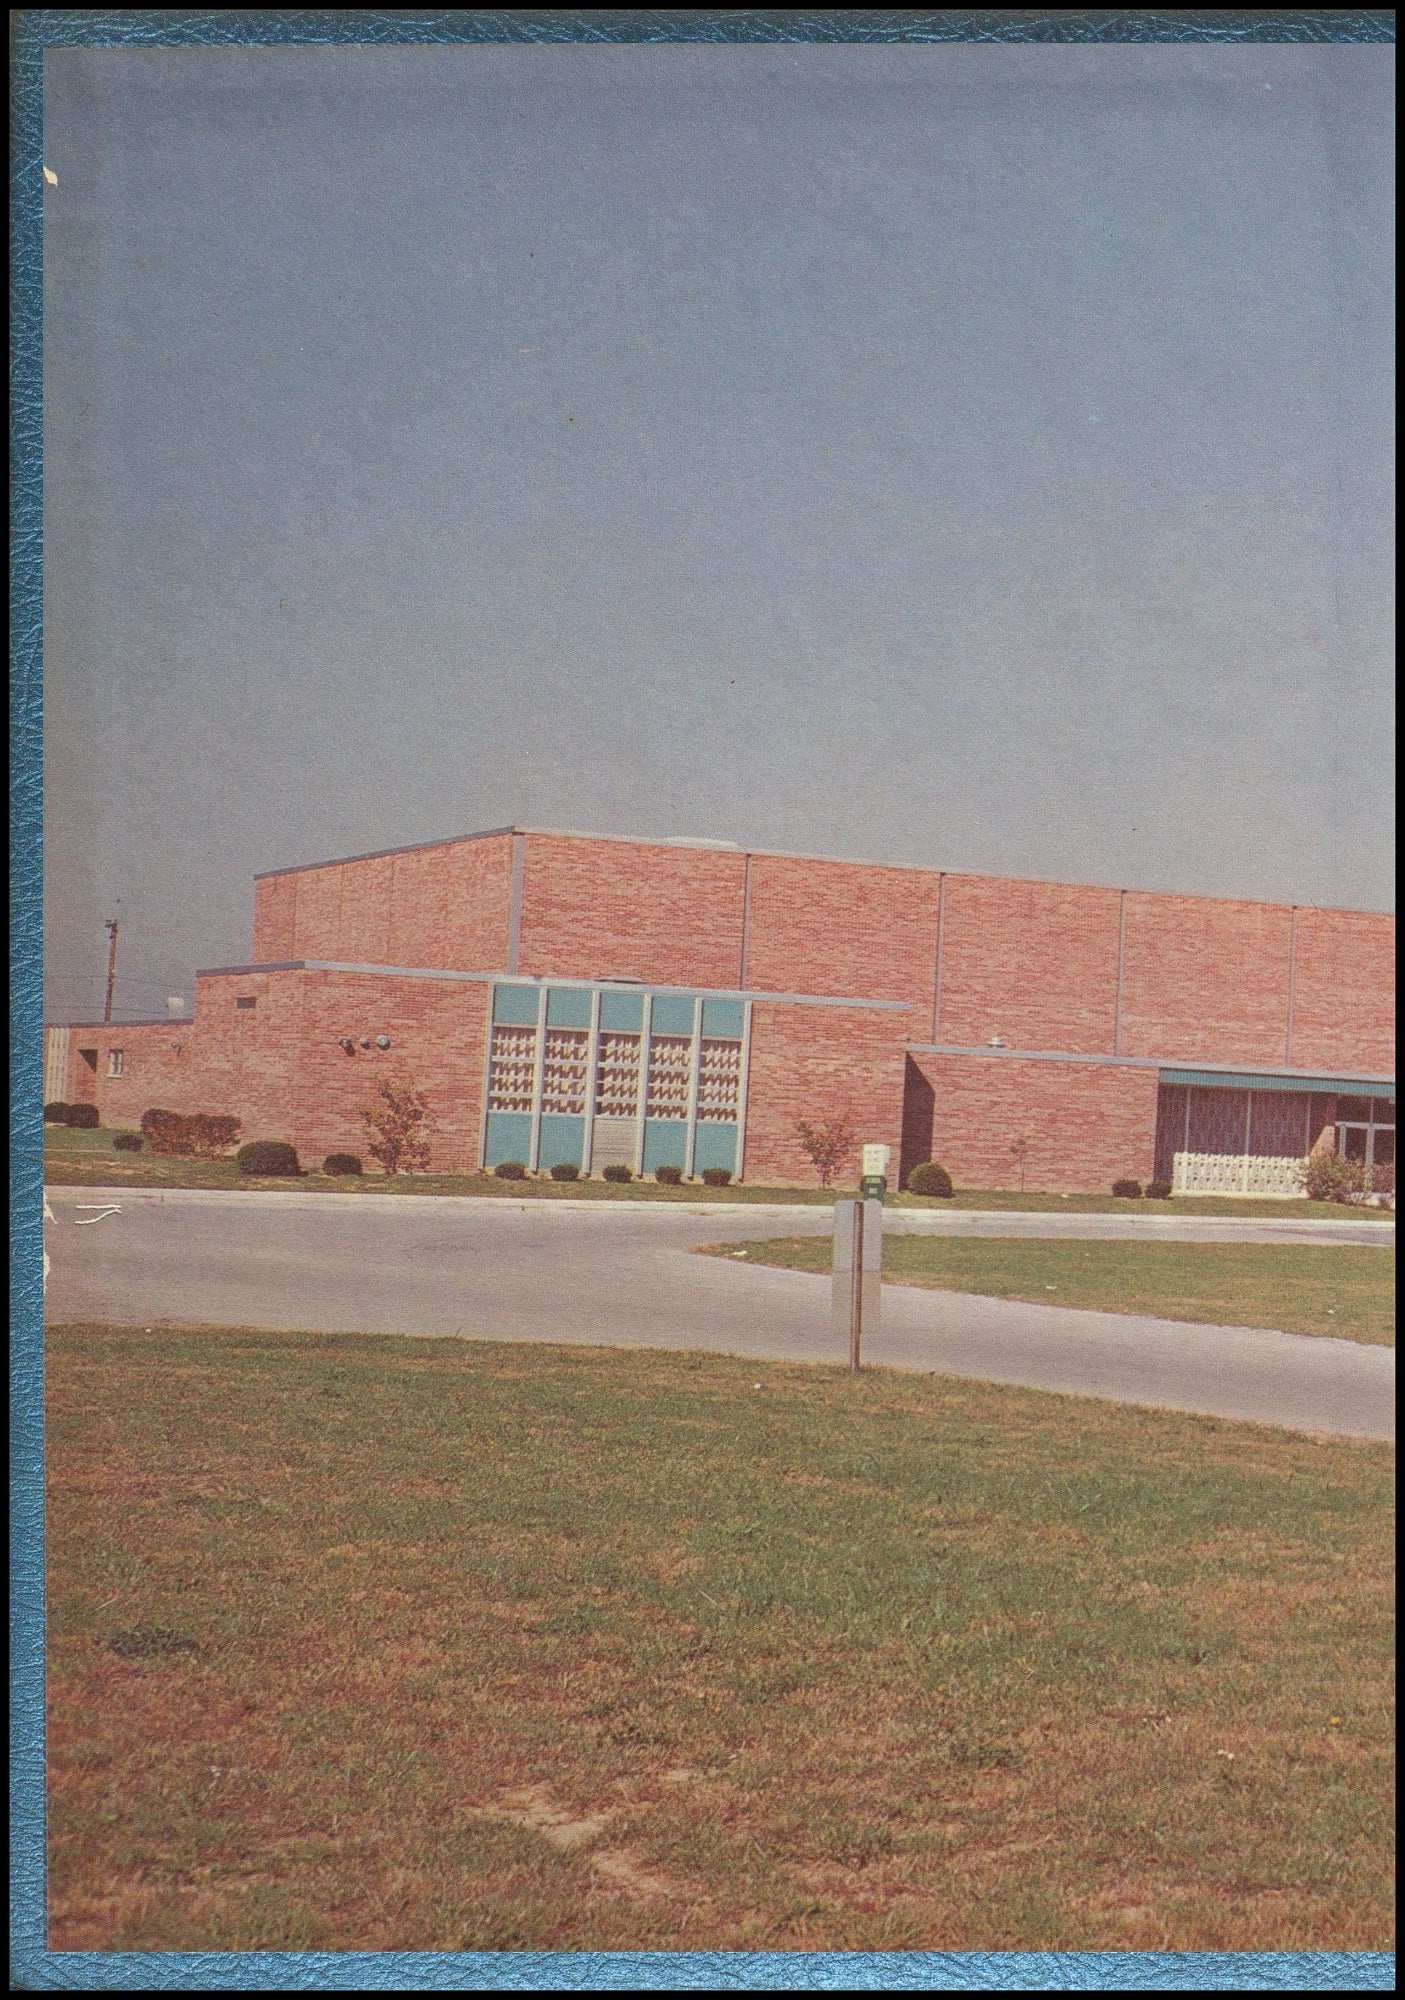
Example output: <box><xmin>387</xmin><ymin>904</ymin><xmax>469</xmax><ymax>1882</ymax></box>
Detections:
<box><xmin>833</xmin><ymin>1196</ymin><xmax>883</xmax><ymax>1372</ymax></box>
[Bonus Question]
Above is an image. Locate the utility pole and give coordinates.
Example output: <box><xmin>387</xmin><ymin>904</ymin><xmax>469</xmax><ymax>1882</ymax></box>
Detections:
<box><xmin>103</xmin><ymin>918</ymin><xmax>119</xmax><ymax>1023</ymax></box>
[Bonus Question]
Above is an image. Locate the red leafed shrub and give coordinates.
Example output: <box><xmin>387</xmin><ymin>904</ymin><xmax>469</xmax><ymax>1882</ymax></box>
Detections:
<box><xmin>189</xmin><ymin>1114</ymin><xmax>243</xmax><ymax>1157</ymax></box>
<box><xmin>359</xmin><ymin>1075</ymin><xmax>432</xmax><ymax>1175</ymax></box>
<box><xmin>141</xmin><ymin>1109</ymin><xmax>191</xmax><ymax>1155</ymax></box>
<box><xmin>140</xmin><ymin>1109</ymin><xmax>243</xmax><ymax>1158</ymax></box>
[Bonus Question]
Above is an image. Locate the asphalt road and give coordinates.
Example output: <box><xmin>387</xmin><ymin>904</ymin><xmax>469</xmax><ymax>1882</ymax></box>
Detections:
<box><xmin>41</xmin><ymin>1187</ymin><xmax>1395</xmax><ymax>1441</ymax></box>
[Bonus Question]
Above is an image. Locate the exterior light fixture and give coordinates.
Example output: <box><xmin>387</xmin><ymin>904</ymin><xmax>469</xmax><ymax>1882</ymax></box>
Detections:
<box><xmin>988</xmin><ymin>1035</ymin><xmax>1006</xmax><ymax>1048</ymax></box>
<box><xmin>375</xmin><ymin>1035</ymin><xmax>391</xmax><ymax>1049</ymax></box>
<box><xmin>338</xmin><ymin>1036</ymin><xmax>356</xmax><ymax>1055</ymax></box>
<box><xmin>358</xmin><ymin>1037</ymin><xmax>371</xmax><ymax>1049</ymax></box>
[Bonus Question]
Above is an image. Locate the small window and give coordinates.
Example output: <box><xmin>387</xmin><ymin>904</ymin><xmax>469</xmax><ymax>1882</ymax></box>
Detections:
<box><xmin>236</xmin><ymin>996</ymin><xmax>257</xmax><ymax>1010</ymax></box>
<box><xmin>107</xmin><ymin>1050</ymin><xmax>125</xmax><ymax>1078</ymax></box>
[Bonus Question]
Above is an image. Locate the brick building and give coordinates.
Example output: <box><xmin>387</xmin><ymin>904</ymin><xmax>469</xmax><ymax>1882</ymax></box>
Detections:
<box><xmin>44</xmin><ymin>826</ymin><xmax>1395</xmax><ymax>1194</ymax></box>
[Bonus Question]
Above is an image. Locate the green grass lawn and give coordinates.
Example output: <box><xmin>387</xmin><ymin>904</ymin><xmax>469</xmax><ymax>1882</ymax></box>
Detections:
<box><xmin>39</xmin><ymin>1125</ymin><xmax>1391</xmax><ymax>1219</ymax></box>
<box><xmin>47</xmin><ymin>1325</ymin><xmax>1393</xmax><ymax>1953</ymax></box>
<box><xmin>708</xmin><ymin>1237</ymin><xmax>1396</xmax><ymax>1347</ymax></box>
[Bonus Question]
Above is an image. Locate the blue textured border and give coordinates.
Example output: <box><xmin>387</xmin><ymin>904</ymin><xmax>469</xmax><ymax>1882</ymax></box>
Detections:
<box><xmin>9</xmin><ymin>1950</ymin><xmax>1402</xmax><ymax>1991</ymax></box>
<box><xmin>11</xmin><ymin>9</ymin><xmax>1396</xmax><ymax>1994</ymax></box>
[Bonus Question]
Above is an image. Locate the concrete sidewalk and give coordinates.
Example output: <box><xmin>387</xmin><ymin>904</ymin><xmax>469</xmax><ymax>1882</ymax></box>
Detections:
<box><xmin>40</xmin><ymin>1181</ymin><xmax>1396</xmax><ymax>1244</ymax></box>
<box><xmin>41</xmin><ymin>1186</ymin><xmax>1394</xmax><ymax>1441</ymax></box>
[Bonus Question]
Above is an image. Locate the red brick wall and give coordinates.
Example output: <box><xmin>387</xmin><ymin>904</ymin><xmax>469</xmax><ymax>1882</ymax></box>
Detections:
<box><xmin>935</xmin><ymin>875</ymin><xmax>1122</xmax><ymax>1054</ymax></box>
<box><xmin>517</xmin><ymin>835</ymin><xmax>748</xmax><ymax>989</ymax></box>
<box><xmin>249</xmin><ymin>870</ymin><xmax>297</xmax><ymax>960</ymax></box>
<box><xmin>191</xmin><ymin>969</ymin><xmax>490</xmax><ymax>1171</ymax></box>
<box><xmin>50</xmin><ymin>1023</ymin><xmax>194</xmax><ymax>1127</ymax></box>
<box><xmin>251</xmin><ymin>836</ymin><xmax>514</xmax><ymax>973</ymax></box>
<box><xmin>742</xmin><ymin>1003</ymin><xmax>909</xmax><ymax>1186</ymax></box>
<box><xmin>289</xmin><ymin>972</ymin><xmax>490</xmax><ymax>1171</ymax></box>
<box><xmin>1117</xmin><ymin>893</ymin><xmax>1295</xmax><ymax>1066</ymax></box>
<box><xmin>246</xmin><ymin>835</ymin><xmax>1393</xmax><ymax>1095</ymax></box>
<box><xmin>95</xmin><ymin>831</ymin><xmax>1388</xmax><ymax>1197</ymax></box>
<box><xmin>187</xmin><ymin>970</ymin><xmax>307</xmax><ymax>1144</ymax></box>
<box><xmin>916</xmin><ymin>1052</ymin><xmax>1161</xmax><ymax>1193</ymax></box>
<box><xmin>1289</xmin><ymin>907</ymin><xmax>1396</xmax><ymax>1076</ymax></box>
<box><xmin>744</xmin><ymin>855</ymin><xmax>939</xmax><ymax>1009</ymax></box>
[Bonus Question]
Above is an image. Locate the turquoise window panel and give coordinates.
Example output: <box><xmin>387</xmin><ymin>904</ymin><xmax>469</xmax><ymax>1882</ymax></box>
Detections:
<box><xmin>484</xmin><ymin>1111</ymin><xmax>532</xmax><ymax>1167</ymax></box>
<box><xmin>693</xmin><ymin>1122</ymin><xmax>738</xmax><ymax>1174</ymax></box>
<box><xmin>546</xmin><ymin>987</ymin><xmax>592</xmax><ymax>1029</ymax></box>
<box><xmin>701</xmin><ymin>998</ymin><xmax>744</xmax><ymax>1039</ymax></box>
<box><xmin>537</xmin><ymin>1114</ymin><xmax>585</xmax><ymax>1170</ymax></box>
<box><xmin>599</xmin><ymin>990</ymin><xmax>645</xmax><ymax>1032</ymax></box>
<box><xmin>643</xmin><ymin>1120</ymin><xmax>688</xmax><ymax>1173</ymax></box>
<box><xmin>650</xmin><ymin>994</ymin><xmax>696</xmax><ymax>1037</ymax></box>
<box><xmin>493</xmin><ymin>984</ymin><xmax>540</xmax><ymax>1026</ymax></box>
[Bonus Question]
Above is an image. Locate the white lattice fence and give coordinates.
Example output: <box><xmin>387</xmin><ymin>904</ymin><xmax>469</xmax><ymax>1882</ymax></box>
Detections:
<box><xmin>1172</xmin><ymin>1151</ymin><xmax>1307</xmax><ymax>1198</ymax></box>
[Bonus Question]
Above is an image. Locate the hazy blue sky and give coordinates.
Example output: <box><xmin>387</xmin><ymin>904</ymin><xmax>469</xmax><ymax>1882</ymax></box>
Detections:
<box><xmin>43</xmin><ymin>43</ymin><xmax>1393</xmax><ymax>1022</ymax></box>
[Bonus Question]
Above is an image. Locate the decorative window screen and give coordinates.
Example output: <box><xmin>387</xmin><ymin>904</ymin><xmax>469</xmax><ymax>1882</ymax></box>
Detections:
<box><xmin>542</xmin><ymin>1029</ymin><xmax>589</xmax><ymax>1116</ymax></box>
<box><xmin>696</xmin><ymin>1039</ymin><xmax>741</xmax><ymax>1121</ymax></box>
<box><xmin>595</xmin><ymin>1033</ymin><xmax>642</xmax><ymax>1116</ymax></box>
<box><xmin>1249</xmin><ymin>1092</ymin><xmax>1312</xmax><ymax>1158</ymax></box>
<box><xmin>1186</xmin><ymin>1088</ymin><xmax>1250</xmax><ymax>1155</ymax></box>
<box><xmin>646</xmin><ymin>1035</ymin><xmax>693</xmax><ymax>1119</ymax></box>
<box><xmin>488</xmin><ymin>1023</ymin><xmax>538</xmax><ymax>1114</ymax></box>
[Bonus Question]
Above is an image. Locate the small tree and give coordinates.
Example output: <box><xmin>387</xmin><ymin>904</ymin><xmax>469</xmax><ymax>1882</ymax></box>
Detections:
<box><xmin>359</xmin><ymin>1074</ymin><xmax>432</xmax><ymax>1175</ymax></box>
<box><xmin>1009</xmin><ymin>1130</ymin><xmax>1032</xmax><ymax>1192</ymax></box>
<box><xmin>793</xmin><ymin>1112</ymin><xmax>855</xmax><ymax>1189</ymax></box>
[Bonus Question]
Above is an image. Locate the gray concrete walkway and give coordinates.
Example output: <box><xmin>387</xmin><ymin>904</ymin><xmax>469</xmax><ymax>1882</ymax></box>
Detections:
<box><xmin>41</xmin><ymin>1186</ymin><xmax>1394</xmax><ymax>1441</ymax></box>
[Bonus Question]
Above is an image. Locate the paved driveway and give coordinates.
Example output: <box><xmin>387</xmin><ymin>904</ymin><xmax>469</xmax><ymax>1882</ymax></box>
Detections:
<box><xmin>41</xmin><ymin>1188</ymin><xmax>1394</xmax><ymax>1441</ymax></box>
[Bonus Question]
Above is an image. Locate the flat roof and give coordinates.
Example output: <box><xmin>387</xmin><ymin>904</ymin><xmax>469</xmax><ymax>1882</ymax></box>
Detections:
<box><xmin>192</xmin><ymin>960</ymin><xmax>908</xmax><ymax>1011</ymax></box>
<box><xmin>907</xmin><ymin>1043</ymin><xmax>1394</xmax><ymax>1091</ymax></box>
<box><xmin>250</xmin><ymin>822</ymin><xmax>1396</xmax><ymax>919</ymax></box>
<box><xmin>44</xmin><ymin>1019</ymin><xmax>181</xmax><ymax>1030</ymax></box>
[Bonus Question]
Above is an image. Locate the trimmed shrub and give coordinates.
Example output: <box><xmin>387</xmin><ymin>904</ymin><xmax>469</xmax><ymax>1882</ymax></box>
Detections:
<box><xmin>113</xmin><ymin>1132</ymin><xmax>144</xmax><ymax>1152</ymax></box>
<box><xmin>1112</xmin><ymin>1179</ymin><xmax>1143</xmax><ymax>1198</ymax></box>
<box><xmin>906</xmin><ymin>1162</ymin><xmax>954</xmax><ymax>1199</ymax></box>
<box><xmin>655</xmin><ymin>1165</ymin><xmax>684</xmax><ymax>1186</ymax></box>
<box><xmin>235</xmin><ymin>1140</ymin><xmax>301</xmax><ymax>1176</ymax></box>
<box><xmin>494</xmin><ymin>1160</ymin><xmax>528</xmax><ymax>1180</ymax></box>
<box><xmin>190</xmin><ymin>1113</ymin><xmax>242</xmax><ymax>1157</ymax></box>
<box><xmin>44</xmin><ymin>1101</ymin><xmax>71</xmax><ymax>1123</ymax></box>
<box><xmin>602</xmin><ymin>1164</ymin><xmax>632</xmax><ymax>1184</ymax></box>
<box><xmin>1145</xmin><ymin>1180</ymin><xmax>1173</xmax><ymax>1200</ymax></box>
<box><xmin>322</xmin><ymin>1153</ymin><xmax>362</xmax><ymax>1176</ymax></box>
<box><xmin>1368</xmin><ymin>1162</ymin><xmax>1395</xmax><ymax>1202</ymax></box>
<box><xmin>549</xmin><ymin>1162</ymin><xmax>580</xmax><ymax>1182</ymax></box>
<box><xmin>701</xmin><ymin>1167</ymin><xmax>733</xmax><ymax>1187</ymax></box>
<box><xmin>1299</xmin><ymin>1154</ymin><xmax>1364</xmax><ymax>1204</ymax></box>
<box><xmin>140</xmin><ymin>1108</ymin><xmax>242</xmax><ymax>1158</ymax></box>
<box><xmin>66</xmin><ymin>1104</ymin><xmax>101</xmax><ymax>1130</ymax></box>
<box><xmin>141</xmin><ymin>1108</ymin><xmax>190</xmax><ymax>1155</ymax></box>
